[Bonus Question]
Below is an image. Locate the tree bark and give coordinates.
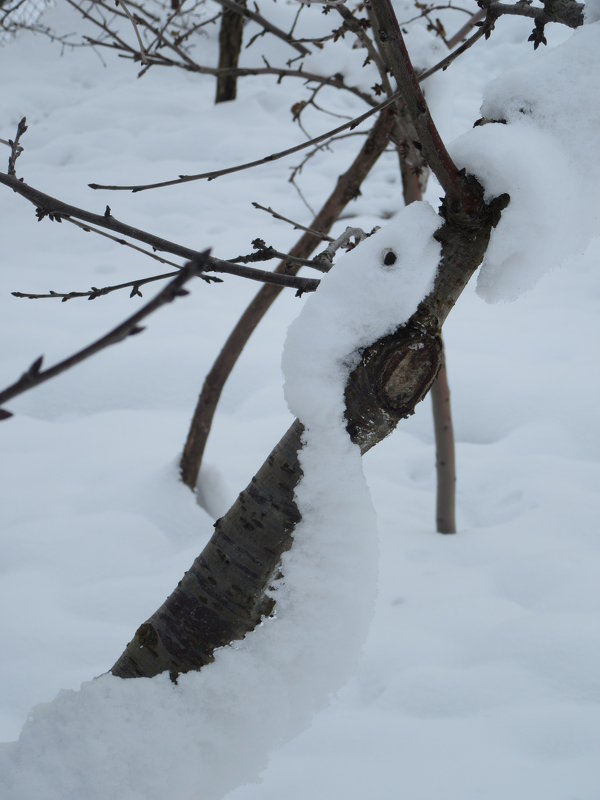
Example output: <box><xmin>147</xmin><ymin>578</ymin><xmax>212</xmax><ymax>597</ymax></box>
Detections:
<box><xmin>215</xmin><ymin>1</ymin><xmax>246</xmax><ymax>103</ymax></box>
<box><xmin>430</xmin><ymin>346</ymin><xmax>456</xmax><ymax>533</ymax></box>
<box><xmin>390</xmin><ymin>118</ymin><xmax>457</xmax><ymax>536</ymax></box>
<box><xmin>179</xmin><ymin>108</ymin><xmax>397</xmax><ymax>490</ymax></box>
<box><xmin>113</xmin><ymin>185</ymin><xmax>508</xmax><ymax>679</ymax></box>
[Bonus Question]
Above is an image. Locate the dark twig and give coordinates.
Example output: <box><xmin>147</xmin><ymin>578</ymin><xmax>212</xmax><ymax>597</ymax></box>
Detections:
<box><xmin>89</xmin><ymin>2</ymin><xmax>494</xmax><ymax>196</ymax></box>
<box><xmin>69</xmin><ymin>0</ymin><xmax>373</xmax><ymax>105</ymax></box>
<box><xmin>115</xmin><ymin>0</ymin><xmax>149</xmax><ymax>64</ymax></box>
<box><xmin>251</xmin><ymin>202</ymin><xmax>334</xmax><ymax>242</ymax></box>
<box><xmin>215</xmin><ymin>0</ymin><xmax>310</xmax><ymax>55</ymax></box>
<box><xmin>446</xmin><ymin>8</ymin><xmax>485</xmax><ymax>48</ymax></box>
<box><xmin>482</xmin><ymin>0</ymin><xmax>583</xmax><ymax>48</ymax></box>
<box><xmin>230</xmin><ymin>241</ymin><xmax>329</xmax><ymax>272</ymax></box>
<box><xmin>89</xmin><ymin>92</ymin><xmax>402</xmax><ymax>192</ymax></box>
<box><xmin>398</xmin><ymin>3</ymin><xmax>476</xmax><ymax>26</ymax></box>
<box><xmin>418</xmin><ymin>21</ymin><xmax>488</xmax><ymax>81</ymax></box>
<box><xmin>6</xmin><ymin>116</ymin><xmax>28</xmax><ymax>177</ymax></box>
<box><xmin>11</xmin><ymin>269</ymin><xmax>190</xmax><ymax>302</ymax></box>
<box><xmin>480</xmin><ymin>0</ymin><xmax>584</xmax><ymax>29</ymax></box>
<box><xmin>0</xmin><ymin>254</ymin><xmax>210</xmax><ymax>416</ymax></box>
<box><xmin>0</xmin><ymin>171</ymin><xmax>320</xmax><ymax>294</ymax></box>
<box><xmin>63</xmin><ymin>216</ymin><xmax>184</xmax><ymax>269</ymax></box>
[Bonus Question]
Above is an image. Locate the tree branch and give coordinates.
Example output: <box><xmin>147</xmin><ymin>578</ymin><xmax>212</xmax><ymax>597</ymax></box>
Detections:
<box><xmin>214</xmin><ymin>0</ymin><xmax>310</xmax><ymax>56</ymax></box>
<box><xmin>251</xmin><ymin>202</ymin><xmax>334</xmax><ymax>242</ymax></box>
<box><xmin>0</xmin><ymin>171</ymin><xmax>320</xmax><ymax>294</ymax></box>
<box><xmin>0</xmin><ymin>254</ymin><xmax>211</xmax><ymax>416</ymax></box>
<box><xmin>89</xmin><ymin>93</ymin><xmax>401</xmax><ymax>192</ymax></box>
<box><xmin>368</xmin><ymin>0</ymin><xmax>472</xmax><ymax>207</ymax></box>
<box><xmin>179</xmin><ymin>108</ymin><xmax>398</xmax><ymax>489</ymax></box>
<box><xmin>5</xmin><ymin>116</ymin><xmax>27</xmax><ymax>176</ymax></box>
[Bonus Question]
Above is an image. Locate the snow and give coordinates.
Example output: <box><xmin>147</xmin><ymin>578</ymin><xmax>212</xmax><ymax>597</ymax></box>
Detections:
<box><xmin>1</xmin><ymin>2</ymin><xmax>600</xmax><ymax>799</ymax></box>
<box><xmin>450</xmin><ymin>24</ymin><xmax>600</xmax><ymax>301</ymax></box>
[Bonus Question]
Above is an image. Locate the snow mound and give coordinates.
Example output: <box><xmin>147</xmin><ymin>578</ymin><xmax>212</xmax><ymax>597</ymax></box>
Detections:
<box><xmin>450</xmin><ymin>24</ymin><xmax>600</xmax><ymax>301</ymax></box>
<box><xmin>0</xmin><ymin>203</ymin><xmax>440</xmax><ymax>799</ymax></box>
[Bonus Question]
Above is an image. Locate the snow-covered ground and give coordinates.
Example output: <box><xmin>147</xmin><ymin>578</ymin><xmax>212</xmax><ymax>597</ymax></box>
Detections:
<box><xmin>0</xmin><ymin>2</ymin><xmax>599</xmax><ymax>798</ymax></box>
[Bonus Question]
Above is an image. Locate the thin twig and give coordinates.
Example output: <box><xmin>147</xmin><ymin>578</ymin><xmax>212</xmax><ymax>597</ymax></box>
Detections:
<box><xmin>230</xmin><ymin>241</ymin><xmax>329</xmax><ymax>271</ymax></box>
<box><xmin>215</xmin><ymin>0</ymin><xmax>310</xmax><ymax>55</ymax></box>
<box><xmin>11</xmin><ymin>268</ymin><xmax>198</xmax><ymax>302</ymax></box>
<box><xmin>91</xmin><ymin>8</ymin><xmax>488</xmax><ymax>197</ymax></box>
<box><xmin>398</xmin><ymin>3</ymin><xmax>475</xmax><ymax>26</ymax></box>
<box><xmin>418</xmin><ymin>22</ymin><xmax>488</xmax><ymax>81</ymax></box>
<box><xmin>89</xmin><ymin>92</ymin><xmax>401</xmax><ymax>192</ymax></box>
<box><xmin>6</xmin><ymin>116</ymin><xmax>27</xmax><ymax>177</ymax></box>
<box><xmin>0</xmin><ymin>254</ymin><xmax>211</xmax><ymax>416</ymax></box>
<box><xmin>446</xmin><ymin>8</ymin><xmax>485</xmax><ymax>48</ymax></box>
<box><xmin>116</xmin><ymin>0</ymin><xmax>148</xmax><ymax>65</ymax></box>
<box><xmin>0</xmin><ymin>171</ymin><xmax>320</xmax><ymax>294</ymax></box>
<box><xmin>63</xmin><ymin>216</ymin><xmax>185</xmax><ymax>269</ymax></box>
<box><xmin>251</xmin><ymin>202</ymin><xmax>334</xmax><ymax>242</ymax></box>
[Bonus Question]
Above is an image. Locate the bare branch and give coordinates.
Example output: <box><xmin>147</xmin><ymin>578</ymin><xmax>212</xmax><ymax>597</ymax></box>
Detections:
<box><xmin>0</xmin><ymin>254</ymin><xmax>211</xmax><ymax>416</ymax></box>
<box><xmin>116</xmin><ymin>0</ymin><xmax>148</xmax><ymax>64</ymax></box>
<box><xmin>369</xmin><ymin>0</ymin><xmax>476</xmax><ymax>208</ymax></box>
<box><xmin>418</xmin><ymin>20</ymin><xmax>489</xmax><ymax>81</ymax></box>
<box><xmin>314</xmin><ymin>225</ymin><xmax>378</xmax><ymax>271</ymax></box>
<box><xmin>215</xmin><ymin>0</ymin><xmax>310</xmax><ymax>55</ymax></box>
<box><xmin>5</xmin><ymin>116</ymin><xmax>27</xmax><ymax>177</ymax></box>
<box><xmin>446</xmin><ymin>8</ymin><xmax>485</xmax><ymax>48</ymax></box>
<box><xmin>11</xmin><ymin>268</ymin><xmax>194</xmax><ymax>302</ymax></box>
<box><xmin>398</xmin><ymin>3</ymin><xmax>476</xmax><ymax>26</ymax></box>
<box><xmin>230</xmin><ymin>240</ymin><xmax>330</xmax><ymax>272</ymax></box>
<box><xmin>62</xmin><ymin>216</ymin><xmax>185</xmax><ymax>270</ymax></box>
<box><xmin>0</xmin><ymin>171</ymin><xmax>320</xmax><ymax>294</ymax></box>
<box><xmin>89</xmin><ymin>91</ymin><xmax>402</xmax><ymax>192</ymax></box>
<box><xmin>251</xmin><ymin>202</ymin><xmax>334</xmax><ymax>241</ymax></box>
<box><xmin>481</xmin><ymin>0</ymin><xmax>584</xmax><ymax>29</ymax></box>
<box><xmin>481</xmin><ymin>0</ymin><xmax>584</xmax><ymax>48</ymax></box>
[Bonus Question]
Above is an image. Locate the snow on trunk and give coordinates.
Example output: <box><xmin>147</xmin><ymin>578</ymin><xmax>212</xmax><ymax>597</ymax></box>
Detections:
<box><xmin>0</xmin><ymin>202</ymin><xmax>441</xmax><ymax>800</ymax></box>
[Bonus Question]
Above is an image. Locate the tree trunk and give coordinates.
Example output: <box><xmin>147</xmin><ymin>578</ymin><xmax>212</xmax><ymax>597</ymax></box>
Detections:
<box><xmin>394</xmin><ymin>129</ymin><xmax>457</xmax><ymax>535</ymax></box>
<box><xmin>430</xmin><ymin>346</ymin><xmax>456</xmax><ymax>533</ymax></box>
<box><xmin>113</xmin><ymin>185</ymin><xmax>508</xmax><ymax>679</ymax></box>
<box><xmin>179</xmin><ymin>108</ymin><xmax>397</xmax><ymax>490</ymax></box>
<box><xmin>215</xmin><ymin>1</ymin><xmax>246</xmax><ymax>103</ymax></box>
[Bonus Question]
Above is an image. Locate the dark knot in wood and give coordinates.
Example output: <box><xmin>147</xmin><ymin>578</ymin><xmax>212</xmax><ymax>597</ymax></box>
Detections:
<box><xmin>345</xmin><ymin>314</ymin><xmax>442</xmax><ymax>453</ymax></box>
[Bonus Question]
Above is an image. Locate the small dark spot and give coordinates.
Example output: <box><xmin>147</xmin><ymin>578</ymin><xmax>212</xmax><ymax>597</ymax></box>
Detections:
<box><xmin>383</xmin><ymin>249</ymin><xmax>397</xmax><ymax>266</ymax></box>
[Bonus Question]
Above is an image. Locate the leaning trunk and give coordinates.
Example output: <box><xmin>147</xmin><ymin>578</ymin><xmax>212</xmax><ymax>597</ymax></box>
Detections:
<box><xmin>113</xmin><ymin>186</ymin><xmax>507</xmax><ymax>679</ymax></box>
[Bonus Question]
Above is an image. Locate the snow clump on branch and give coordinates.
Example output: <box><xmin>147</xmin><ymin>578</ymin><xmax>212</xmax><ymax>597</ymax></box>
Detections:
<box><xmin>450</xmin><ymin>24</ymin><xmax>600</xmax><ymax>302</ymax></box>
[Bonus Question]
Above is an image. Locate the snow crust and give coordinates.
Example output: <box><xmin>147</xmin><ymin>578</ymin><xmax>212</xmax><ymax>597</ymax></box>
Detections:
<box><xmin>450</xmin><ymin>23</ymin><xmax>600</xmax><ymax>301</ymax></box>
